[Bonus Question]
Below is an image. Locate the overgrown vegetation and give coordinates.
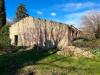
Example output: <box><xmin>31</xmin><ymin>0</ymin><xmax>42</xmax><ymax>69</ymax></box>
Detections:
<box><xmin>73</xmin><ymin>38</ymin><xmax>100</xmax><ymax>49</ymax></box>
<box><xmin>0</xmin><ymin>25</ymin><xmax>11</xmax><ymax>51</ymax></box>
<box><xmin>0</xmin><ymin>48</ymin><xmax>100</xmax><ymax>75</ymax></box>
<box><xmin>73</xmin><ymin>38</ymin><xmax>100</xmax><ymax>57</ymax></box>
<box><xmin>0</xmin><ymin>1</ymin><xmax>100</xmax><ymax>74</ymax></box>
<box><xmin>0</xmin><ymin>25</ymin><xmax>100</xmax><ymax>75</ymax></box>
<box><xmin>0</xmin><ymin>25</ymin><xmax>19</xmax><ymax>53</ymax></box>
<box><xmin>0</xmin><ymin>0</ymin><xmax>6</xmax><ymax>28</ymax></box>
<box><xmin>92</xmin><ymin>48</ymin><xmax>100</xmax><ymax>57</ymax></box>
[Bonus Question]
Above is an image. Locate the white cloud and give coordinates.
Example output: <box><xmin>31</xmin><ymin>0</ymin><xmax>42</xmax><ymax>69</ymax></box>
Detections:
<box><xmin>34</xmin><ymin>2</ymin><xmax>100</xmax><ymax>27</ymax></box>
<box><xmin>37</xmin><ymin>11</ymin><xmax>43</xmax><ymax>15</ymax></box>
<box><xmin>6</xmin><ymin>18</ymin><xmax>13</xmax><ymax>22</ymax></box>
<box><xmin>63</xmin><ymin>9</ymin><xmax>100</xmax><ymax>28</ymax></box>
<box><xmin>74</xmin><ymin>2</ymin><xmax>95</xmax><ymax>9</ymax></box>
<box><xmin>63</xmin><ymin>10</ymin><xmax>92</xmax><ymax>27</ymax></box>
<box><xmin>55</xmin><ymin>2</ymin><xmax>98</xmax><ymax>12</ymax></box>
<box><xmin>50</xmin><ymin>12</ymin><xmax>56</xmax><ymax>16</ymax></box>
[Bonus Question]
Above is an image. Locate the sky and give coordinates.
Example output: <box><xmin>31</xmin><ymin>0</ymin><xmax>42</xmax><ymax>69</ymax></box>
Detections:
<box><xmin>5</xmin><ymin>0</ymin><xmax>100</xmax><ymax>27</ymax></box>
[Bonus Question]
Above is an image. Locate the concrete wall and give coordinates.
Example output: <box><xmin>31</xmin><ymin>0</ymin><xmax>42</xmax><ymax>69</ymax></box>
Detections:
<box><xmin>9</xmin><ymin>16</ymin><xmax>71</xmax><ymax>49</ymax></box>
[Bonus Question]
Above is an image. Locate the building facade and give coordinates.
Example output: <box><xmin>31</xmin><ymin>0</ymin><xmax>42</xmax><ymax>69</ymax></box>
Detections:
<box><xmin>9</xmin><ymin>16</ymin><xmax>79</xmax><ymax>49</ymax></box>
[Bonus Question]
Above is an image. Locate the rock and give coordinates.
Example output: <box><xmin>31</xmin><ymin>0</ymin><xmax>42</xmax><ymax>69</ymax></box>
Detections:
<box><xmin>57</xmin><ymin>46</ymin><xmax>93</xmax><ymax>58</ymax></box>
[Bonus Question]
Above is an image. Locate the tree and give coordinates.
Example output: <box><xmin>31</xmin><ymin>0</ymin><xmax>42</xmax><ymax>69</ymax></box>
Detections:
<box><xmin>16</xmin><ymin>4</ymin><xmax>29</xmax><ymax>21</ymax></box>
<box><xmin>0</xmin><ymin>0</ymin><xmax>6</xmax><ymax>28</ymax></box>
<box><xmin>81</xmin><ymin>10</ymin><xmax>100</xmax><ymax>38</ymax></box>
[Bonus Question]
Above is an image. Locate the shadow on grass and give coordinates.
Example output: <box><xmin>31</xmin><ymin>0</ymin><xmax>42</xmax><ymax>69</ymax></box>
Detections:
<box><xmin>0</xmin><ymin>47</ymin><xmax>98</xmax><ymax>75</ymax></box>
<box><xmin>0</xmin><ymin>48</ymin><xmax>58</xmax><ymax>75</ymax></box>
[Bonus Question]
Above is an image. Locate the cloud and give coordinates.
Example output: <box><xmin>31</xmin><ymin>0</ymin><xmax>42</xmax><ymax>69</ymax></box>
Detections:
<box><xmin>37</xmin><ymin>11</ymin><xmax>43</xmax><ymax>15</ymax></box>
<box><xmin>63</xmin><ymin>9</ymin><xmax>100</xmax><ymax>28</ymax></box>
<box><xmin>50</xmin><ymin>12</ymin><xmax>56</xmax><ymax>16</ymax></box>
<box><xmin>63</xmin><ymin>10</ymin><xmax>92</xmax><ymax>27</ymax></box>
<box><xmin>33</xmin><ymin>1</ymin><xmax>100</xmax><ymax>28</ymax></box>
<box><xmin>54</xmin><ymin>1</ymin><xmax>99</xmax><ymax>12</ymax></box>
<box><xmin>6</xmin><ymin>18</ymin><xmax>13</xmax><ymax>22</ymax></box>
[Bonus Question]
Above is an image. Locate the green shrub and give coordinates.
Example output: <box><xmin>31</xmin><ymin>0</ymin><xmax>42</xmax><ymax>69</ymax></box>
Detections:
<box><xmin>91</xmin><ymin>48</ymin><xmax>100</xmax><ymax>56</ymax></box>
<box><xmin>73</xmin><ymin>37</ymin><xmax>89</xmax><ymax>41</ymax></box>
<box><xmin>73</xmin><ymin>38</ymin><xmax>100</xmax><ymax>49</ymax></box>
<box><xmin>0</xmin><ymin>25</ymin><xmax>11</xmax><ymax>51</ymax></box>
<box><xmin>95</xmin><ymin>30</ymin><xmax>100</xmax><ymax>38</ymax></box>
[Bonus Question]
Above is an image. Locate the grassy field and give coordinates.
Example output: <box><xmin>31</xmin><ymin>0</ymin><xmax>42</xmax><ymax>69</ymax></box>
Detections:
<box><xmin>0</xmin><ymin>39</ymin><xmax>100</xmax><ymax>75</ymax></box>
<box><xmin>0</xmin><ymin>49</ymin><xmax>100</xmax><ymax>75</ymax></box>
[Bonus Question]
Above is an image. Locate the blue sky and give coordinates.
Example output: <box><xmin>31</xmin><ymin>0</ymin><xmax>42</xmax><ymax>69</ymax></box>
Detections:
<box><xmin>5</xmin><ymin>0</ymin><xmax>100</xmax><ymax>27</ymax></box>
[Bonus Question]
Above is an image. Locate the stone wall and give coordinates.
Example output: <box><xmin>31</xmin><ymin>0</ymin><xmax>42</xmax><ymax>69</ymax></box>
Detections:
<box><xmin>9</xmin><ymin>16</ymin><xmax>71</xmax><ymax>49</ymax></box>
<box><xmin>80</xmin><ymin>32</ymin><xmax>95</xmax><ymax>40</ymax></box>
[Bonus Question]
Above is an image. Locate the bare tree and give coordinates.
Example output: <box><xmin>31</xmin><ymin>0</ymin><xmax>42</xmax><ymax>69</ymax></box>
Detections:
<box><xmin>81</xmin><ymin>10</ymin><xmax>100</xmax><ymax>38</ymax></box>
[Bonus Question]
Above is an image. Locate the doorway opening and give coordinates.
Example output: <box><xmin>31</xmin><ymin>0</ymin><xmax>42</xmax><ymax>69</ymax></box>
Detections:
<box><xmin>14</xmin><ymin>35</ymin><xmax>18</xmax><ymax>45</ymax></box>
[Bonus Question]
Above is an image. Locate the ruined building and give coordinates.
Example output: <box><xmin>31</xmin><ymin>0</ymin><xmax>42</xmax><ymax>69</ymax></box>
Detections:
<box><xmin>9</xmin><ymin>16</ymin><xmax>81</xmax><ymax>49</ymax></box>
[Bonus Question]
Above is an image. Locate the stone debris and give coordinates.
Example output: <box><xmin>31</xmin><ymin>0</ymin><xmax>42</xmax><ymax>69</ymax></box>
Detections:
<box><xmin>57</xmin><ymin>46</ymin><xmax>93</xmax><ymax>58</ymax></box>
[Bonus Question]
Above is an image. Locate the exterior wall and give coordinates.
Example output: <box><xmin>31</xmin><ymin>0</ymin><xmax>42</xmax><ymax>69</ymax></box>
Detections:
<box><xmin>79</xmin><ymin>32</ymin><xmax>95</xmax><ymax>39</ymax></box>
<box><xmin>68</xmin><ymin>26</ymin><xmax>81</xmax><ymax>42</ymax></box>
<box><xmin>9</xmin><ymin>16</ymin><xmax>69</xmax><ymax>49</ymax></box>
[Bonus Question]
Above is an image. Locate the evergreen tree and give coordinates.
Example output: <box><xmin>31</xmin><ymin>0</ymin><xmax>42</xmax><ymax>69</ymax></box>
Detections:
<box><xmin>16</xmin><ymin>4</ymin><xmax>29</xmax><ymax>21</ymax></box>
<box><xmin>0</xmin><ymin>0</ymin><xmax>6</xmax><ymax>28</ymax></box>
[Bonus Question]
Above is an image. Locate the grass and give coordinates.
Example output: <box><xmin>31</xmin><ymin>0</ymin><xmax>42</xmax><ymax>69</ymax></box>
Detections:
<box><xmin>0</xmin><ymin>39</ymin><xmax>100</xmax><ymax>75</ymax></box>
<box><xmin>0</xmin><ymin>47</ymin><xmax>100</xmax><ymax>75</ymax></box>
<box><xmin>0</xmin><ymin>25</ymin><xmax>100</xmax><ymax>75</ymax></box>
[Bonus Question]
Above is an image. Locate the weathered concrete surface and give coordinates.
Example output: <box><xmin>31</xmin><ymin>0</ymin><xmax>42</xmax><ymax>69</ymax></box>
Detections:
<box><xmin>10</xmin><ymin>16</ymin><xmax>72</xmax><ymax>49</ymax></box>
<box><xmin>9</xmin><ymin>16</ymin><xmax>82</xmax><ymax>49</ymax></box>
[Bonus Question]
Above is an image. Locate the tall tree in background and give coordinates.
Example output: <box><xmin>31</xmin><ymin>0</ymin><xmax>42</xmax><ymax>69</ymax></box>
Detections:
<box><xmin>81</xmin><ymin>10</ymin><xmax>100</xmax><ymax>38</ymax></box>
<box><xmin>0</xmin><ymin>0</ymin><xmax>6</xmax><ymax>28</ymax></box>
<box><xmin>16</xmin><ymin>4</ymin><xmax>29</xmax><ymax>21</ymax></box>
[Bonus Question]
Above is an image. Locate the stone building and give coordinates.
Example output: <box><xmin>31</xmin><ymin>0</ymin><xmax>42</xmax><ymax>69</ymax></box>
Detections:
<box><xmin>9</xmin><ymin>16</ymin><xmax>80</xmax><ymax>49</ymax></box>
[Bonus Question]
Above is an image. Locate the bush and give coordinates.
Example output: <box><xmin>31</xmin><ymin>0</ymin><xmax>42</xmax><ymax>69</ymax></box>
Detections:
<box><xmin>73</xmin><ymin>37</ymin><xmax>89</xmax><ymax>41</ymax></box>
<box><xmin>91</xmin><ymin>48</ymin><xmax>100</xmax><ymax>56</ymax></box>
<box><xmin>0</xmin><ymin>25</ymin><xmax>11</xmax><ymax>51</ymax></box>
<box><xmin>95</xmin><ymin>28</ymin><xmax>100</xmax><ymax>38</ymax></box>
